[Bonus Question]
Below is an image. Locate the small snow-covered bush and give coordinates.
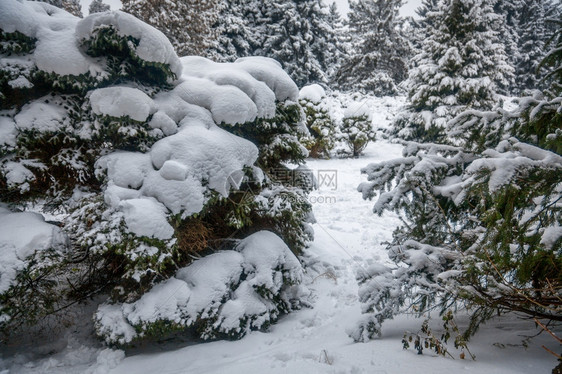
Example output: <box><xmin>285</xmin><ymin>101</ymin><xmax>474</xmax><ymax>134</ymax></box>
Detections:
<box><xmin>338</xmin><ymin>102</ymin><xmax>376</xmax><ymax>157</ymax></box>
<box><xmin>94</xmin><ymin>231</ymin><xmax>308</xmax><ymax>345</ymax></box>
<box><xmin>298</xmin><ymin>84</ymin><xmax>336</xmax><ymax>159</ymax></box>
<box><xmin>0</xmin><ymin>0</ymin><xmax>312</xmax><ymax>342</ymax></box>
<box><xmin>0</xmin><ymin>207</ymin><xmax>69</xmax><ymax>329</ymax></box>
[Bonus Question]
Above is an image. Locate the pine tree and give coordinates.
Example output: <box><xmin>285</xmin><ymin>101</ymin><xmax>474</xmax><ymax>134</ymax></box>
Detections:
<box><xmin>514</xmin><ymin>0</ymin><xmax>550</xmax><ymax>93</ymax></box>
<box><xmin>207</xmin><ymin>0</ymin><xmax>263</xmax><ymax>61</ymax></box>
<box><xmin>122</xmin><ymin>0</ymin><xmax>220</xmax><ymax>57</ymax></box>
<box><xmin>353</xmin><ymin>24</ymin><xmax>562</xmax><ymax>342</ymax></box>
<box><xmin>259</xmin><ymin>0</ymin><xmax>337</xmax><ymax>86</ymax></box>
<box><xmin>88</xmin><ymin>0</ymin><xmax>110</xmax><ymax>14</ymax></box>
<box><xmin>493</xmin><ymin>0</ymin><xmax>523</xmax><ymax>93</ymax></box>
<box><xmin>324</xmin><ymin>2</ymin><xmax>348</xmax><ymax>81</ymax></box>
<box><xmin>335</xmin><ymin>0</ymin><xmax>410</xmax><ymax>95</ymax></box>
<box><xmin>391</xmin><ymin>0</ymin><xmax>512</xmax><ymax>142</ymax></box>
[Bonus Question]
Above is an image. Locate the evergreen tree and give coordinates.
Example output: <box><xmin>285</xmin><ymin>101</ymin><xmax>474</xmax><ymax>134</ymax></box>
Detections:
<box><xmin>391</xmin><ymin>0</ymin><xmax>512</xmax><ymax>142</ymax></box>
<box><xmin>352</xmin><ymin>24</ymin><xmax>562</xmax><ymax>343</ymax></box>
<box><xmin>514</xmin><ymin>0</ymin><xmax>552</xmax><ymax>93</ymax></box>
<box><xmin>88</xmin><ymin>0</ymin><xmax>110</xmax><ymax>14</ymax></box>
<box><xmin>324</xmin><ymin>2</ymin><xmax>348</xmax><ymax>81</ymax></box>
<box><xmin>207</xmin><ymin>0</ymin><xmax>263</xmax><ymax>61</ymax></box>
<box><xmin>0</xmin><ymin>1</ymin><xmax>312</xmax><ymax>343</ymax></box>
<box><xmin>122</xmin><ymin>0</ymin><xmax>220</xmax><ymax>56</ymax></box>
<box><xmin>211</xmin><ymin>0</ymin><xmax>339</xmax><ymax>87</ymax></box>
<box><xmin>259</xmin><ymin>0</ymin><xmax>337</xmax><ymax>87</ymax></box>
<box><xmin>335</xmin><ymin>0</ymin><xmax>410</xmax><ymax>95</ymax></box>
<box><xmin>493</xmin><ymin>0</ymin><xmax>523</xmax><ymax>93</ymax></box>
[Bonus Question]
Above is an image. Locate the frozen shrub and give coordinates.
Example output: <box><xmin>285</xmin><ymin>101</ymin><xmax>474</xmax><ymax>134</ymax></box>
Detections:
<box><xmin>0</xmin><ymin>1</ymin><xmax>312</xmax><ymax>342</ymax></box>
<box><xmin>298</xmin><ymin>84</ymin><xmax>336</xmax><ymax>159</ymax></box>
<box><xmin>338</xmin><ymin>102</ymin><xmax>375</xmax><ymax>157</ymax></box>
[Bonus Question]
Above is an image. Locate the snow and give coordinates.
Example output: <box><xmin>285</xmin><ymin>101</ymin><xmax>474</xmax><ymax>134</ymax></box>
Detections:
<box><xmin>119</xmin><ymin>198</ymin><xmax>174</xmax><ymax>240</ymax></box>
<box><xmin>0</xmin><ymin>95</ymin><xmax>558</xmax><ymax>373</ymax></box>
<box><xmin>0</xmin><ymin>209</ymin><xmax>67</xmax><ymax>295</ymax></box>
<box><xmin>90</xmin><ymin>87</ymin><xmax>156</xmax><ymax>122</ymax></box>
<box><xmin>344</xmin><ymin>101</ymin><xmax>373</xmax><ymax>120</ymax></box>
<box><xmin>0</xmin><ymin>115</ymin><xmax>17</xmax><ymax>148</ymax></box>
<box><xmin>0</xmin><ymin>1</ymin><xmax>181</xmax><ymax>79</ymax></box>
<box><xmin>299</xmin><ymin>84</ymin><xmax>326</xmax><ymax>103</ymax></box>
<box><xmin>0</xmin><ymin>0</ymin><xmax>94</xmax><ymax>76</ymax></box>
<box><xmin>540</xmin><ymin>225</ymin><xmax>562</xmax><ymax>249</ymax></box>
<box><xmin>14</xmin><ymin>99</ymin><xmax>68</xmax><ymax>133</ymax></box>
<box><xmin>76</xmin><ymin>10</ymin><xmax>182</xmax><ymax>79</ymax></box>
<box><xmin>95</xmin><ymin>231</ymin><xmax>304</xmax><ymax>344</ymax></box>
<box><xmin>180</xmin><ymin>56</ymin><xmax>277</xmax><ymax>120</ymax></box>
<box><xmin>171</xmin><ymin>77</ymin><xmax>259</xmax><ymax>125</ymax></box>
<box><xmin>234</xmin><ymin>57</ymin><xmax>299</xmax><ymax>102</ymax></box>
<box><xmin>7</xmin><ymin>75</ymin><xmax>33</xmax><ymax>89</ymax></box>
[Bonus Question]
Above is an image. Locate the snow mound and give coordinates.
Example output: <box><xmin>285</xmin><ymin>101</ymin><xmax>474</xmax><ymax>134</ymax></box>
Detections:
<box><xmin>0</xmin><ymin>209</ymin><xmax>68</xmax><ymax>296</ymax></box>
<box><xmin>97</xmin><ymin>120</ymin><xmax>259</xmax><ymax>235</ymax></box>
<box><xmin>90</xmin><ymin>87</ymin><xmax>156</xmax><ymax>122</ymax></box>
<box><xmin>14</xmin><ymin>99</ymin><xmax>69</xmax><ymax>133</ymax></box>
<box><xmin>344</xmin><ymin>101</ymin><xmax>372</xmax><ymax>120</ymax></box>
<box><xmin>0</xmin><ymin>0</ymin><xmax>181</xmax><ymax>79</ymax></box>
<box><xmin>76</xmin><ymin>10</ymin><xmax>182</xmax><ymax>79</ymax></box>
<box><xmin>234</xmin><ymin>57</ymin><xmax>299</xmax><ymax>102</ymax></box>
<box><xmin>0</xmin><ymin>116</ymin><xmax>17</xmax><ymax>148</ymax></box>
<box><xmin>94</xmin><ymin>231</ymin><xmax>306</xmax><ymax>344</ymax></box>
<box><xmin>180</xmin><ymin>56</ymin><xmax>277</xmax><ymax>121</ymax></box>
<box><xmin>299</xmin><ymin>84</ymin><xmax>326</xmax><ymax>103</ymax></box>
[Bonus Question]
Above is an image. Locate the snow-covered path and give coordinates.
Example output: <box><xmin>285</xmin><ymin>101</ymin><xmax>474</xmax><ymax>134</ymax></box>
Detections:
<box><xmin>1</xmin><ymin>98</ymin><xmax>557</xmax><ymax>374</ymax></box>
<box><xmin>104</xmin><ymin>141</ymin><xmax>557</xmax><ymax>374</ymax></box>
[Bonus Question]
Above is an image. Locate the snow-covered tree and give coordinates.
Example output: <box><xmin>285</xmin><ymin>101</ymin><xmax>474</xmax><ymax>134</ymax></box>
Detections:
<box><xmin>88</xmin><ymin>0</ymin><xmax>110</xmax><ymax>14</ymax></box>
<box><xmin>121</xmin><ymin>0</ymin><xmax>220</xmax><ymax>56</ymax></box>
<box><xmin>259</xmin><ymin>0</ymin><xmax>338</xmax><ymax>87</ymax></box>
<box><xmin>298</xmin><ymin>84</ymin><xmax>336</xmax><ymax>159</ymax></box>
<box><xmin>207</xmin><ymin>0</ymin><xmax>262</xmax><ymax>61</ymax></box>
<box><xmin>324</xmin><ymin>1</ymin><xmax>348</xmax><ymax>81</ymax></box>
<box><xmin>513</xmin><ymin>0</ymin><xmax>553</xmax><ymax>93</ymax></box>
<box><xmin>0</xmin><ymin>1</ymin><xmax>312</xmax><ymax>344</ymax></box>
<box><xmin>337</xmin><ymin>102</ymin><xmax>376</xmax><ymax>157</ymax></box>
<box><xmin>210</xmin><ymin>0</ymin><xmax>341</xmax><ymax>87</ymax></box>
<box><xmin>391</xmin><ymin>0</ymin><xmax>512</xmax><ymax>143</ymax></box>
<box><xmin>335</xmin><ymin>0</ymin><xmax>410</xmax><ymax>95</ymax></box>
<box><xmin>352</xmin><ymin>25</ymin><xmax>562</xmax><ymax>342</ymax></box>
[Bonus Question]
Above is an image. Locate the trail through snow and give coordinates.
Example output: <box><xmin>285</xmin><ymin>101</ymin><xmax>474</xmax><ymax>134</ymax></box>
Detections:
<box><xmin>1</xmin><ymin>97</ymin><xmax>557</xmax><ymax>374</ymax></box>
<box><xmin>104</xmin><ymin>140</ymin><xmax>556</xmax><ymax>374</ymax></box>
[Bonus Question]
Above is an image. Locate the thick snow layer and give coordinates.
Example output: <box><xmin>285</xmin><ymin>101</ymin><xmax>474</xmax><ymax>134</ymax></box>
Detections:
<box><xmin>0</xmin><ymin>116</ymin><xmax>17</xmax><ymax>148</ymax></box>
<box><xmin>344</xmin><ymin>101</ymin><xmax>373</xmax><ymax>120</ymax></box>
<box><xmin>234</xmin><ymin>57</ymin><xmax>299</xmax><ymax>102</ymax></box>
<box><xmin>0</xmin><ymin>0</ymin><xmax>97</xmax><ymax>76</ymax></box>
<box><xmin>299</xmin><ymin>84</ymin><xmax>326</xmax><ymax>103</ymax></box>
<box><xmin>180</xmin><ymin>57</ymin><xmax>277</xmax><ymax>120</ymax></box>
<box><xmin>14</xmin><ymin>99</ymin><xmax>68</xmax><ymax>133</ymax></box>
<box><xmin>0</xmin><ymin>209</ymin><xmax>67</xmax><ymax>294</ymax></box>
<box><xmin>90</xmin><ymin>87</ymin><xmax>156</xmax><ymax>122</ymax></box>
<box><xmin>119</xmin><ymin>198</ymin><xmax>174</xmax><ymax>240</ymax></box>
<box><xmin>97</xmin><ymin>121</ymin><xmax>258</xmax><ymax>235</ymax></box>
<box><xmin>76</xmin><ymin>10</ymin><xmax>182</xmax><ymax>79</ymax></box>
<box><xmin>149</xmin><ymin>122</ymin><xmax>258</xmax><ymax>197</ymax></box>
<box><xmin>95</xmin><ymin>231</ymin><xmax>304</xmax><ymax>344</ymax></box>
<box><xmin>171</xmin><ymin>77</ymin><xmax>258</xmax><ymax>125</ymax></box>
<box><xmin>0</xmin><ymin>1</ymin><xmax>181</xmax><ymax>79</ymax></box>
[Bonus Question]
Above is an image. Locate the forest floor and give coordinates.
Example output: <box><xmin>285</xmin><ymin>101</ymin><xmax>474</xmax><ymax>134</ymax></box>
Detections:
<box><xmin>0</xmin><ymin>95</ymin><xmax>558</xmax><ymax>374</ymax></box>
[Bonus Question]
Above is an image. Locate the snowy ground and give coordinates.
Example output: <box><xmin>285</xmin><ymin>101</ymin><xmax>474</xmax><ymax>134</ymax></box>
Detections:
<box><xmin>0</xmin><ymin>96</ymin><xmax>558</xmax><ymax>374</ymax></box>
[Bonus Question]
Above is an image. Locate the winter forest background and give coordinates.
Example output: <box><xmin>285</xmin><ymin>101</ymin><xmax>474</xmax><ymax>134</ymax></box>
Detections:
<box><xmin>0</xmin><ymin>0</ymin><xmax>561</xmax><ymax>373</ymax></box>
